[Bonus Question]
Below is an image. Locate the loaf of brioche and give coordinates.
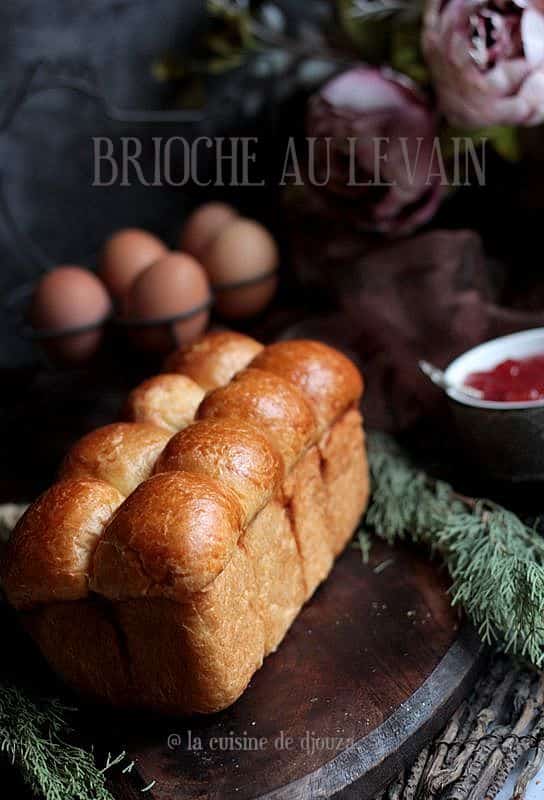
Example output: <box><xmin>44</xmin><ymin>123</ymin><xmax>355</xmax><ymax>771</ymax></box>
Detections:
<box><xmin>2</xmin><ymin>331</ymin><xmax>369</xmax><ymax>714</ymax></box>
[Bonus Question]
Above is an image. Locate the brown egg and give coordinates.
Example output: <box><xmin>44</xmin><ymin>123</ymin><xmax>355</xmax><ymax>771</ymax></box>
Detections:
<box><xmin>180</xmin><ymin>203</ymin><xmax>238</xmax><ymax>260</ymax></box>
<box><xmin>30</xmin><ymin>266</ymin><xmax>112</xmax><ymax>364</ymax></box>
<box><xmin>125</xmin><ymin>253</ymin><xmax>211</xmax><ymax>353</ymax></box>
<box><xmin>202</xmin><ymin>218</ymin><xmax>278</xmax><ymax>319</ymax></box>
<box><xmin>99</xmin><ymin>228</ymin><xmax>167</xmax><ymax>304</ymax></box>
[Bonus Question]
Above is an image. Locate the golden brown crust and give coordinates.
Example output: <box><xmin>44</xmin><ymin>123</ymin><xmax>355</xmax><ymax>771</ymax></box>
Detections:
<box><xmin>2</xmin><ymin>335</ymin><xmax>368</xmax><ymax>715</ymax></box>
<box><xmin>25</xmin><ymin>599</ymin><xmax>134</xmax><ymax>705</ymax></box>
<box><xmin>2</xmin><ymin>479</ymin><xmax>123</xmax><ymax>610</ymax></box>
<box><xmin>285</xmin><ymin>447</ymin><xmax>334</xmax><ymax>598</ymax></box>
<box><xmin>163</xmin><ymin>330</ymin><xmax>263</xmax><ymax>391</ymax></box>
<box><xmin>251</xmin><ymin>339</ymin><xmax>363</xmax><ymax>431</ymax></box>
<box><xmin>90</xmin><ymin>471</ymin><xmax>244</xmax><ymax>601</ymax></box>
<box><xmin>318</xmin><ymin>408</ymin><xmax>369</xmax><ymax>555</ymax></box>
<box><xmin>123</xmin><ymin>374</ymin><xmax>205</xmax><ymax>433</ymax></box>
<box><xmin>198</xmin><ymin>368</ymin><xmax>317</xmax><ymax>471</ymax></box>
<box><xmin>115</xmin><ymin>543</ymin><xmax>266</xmax><ymax>714</ymax></box>
<box><xmin>59</xmin><ymin>422</ymin><xmax>171</xmax><ymax>496</ymax></box>
<box><xmin>241</xmin><ymin>499</ymin><xmax>305</xmax><ymax>654</ymax></box>
<box><xmin>154</xmin><ymin>418</ymin><xmax>283</xmax><ymax>526</ymax></box>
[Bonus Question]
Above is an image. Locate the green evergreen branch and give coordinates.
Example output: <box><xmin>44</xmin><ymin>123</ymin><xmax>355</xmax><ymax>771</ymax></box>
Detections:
<box><xmin>363</xmin><ymin>432</ymin><xmax>544</xmax><ymax>669</ymax></box>
<box><xmin>0</xmin><ymin>684</ymin><xmax>115</xmax><ymax>800</ymax></box>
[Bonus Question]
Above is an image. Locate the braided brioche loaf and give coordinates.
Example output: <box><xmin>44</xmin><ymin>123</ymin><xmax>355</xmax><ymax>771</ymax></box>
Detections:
<box><xmin>2</xmin><ymin>332</ymin><xmax>369</xmax><ymax>714</ymax></box>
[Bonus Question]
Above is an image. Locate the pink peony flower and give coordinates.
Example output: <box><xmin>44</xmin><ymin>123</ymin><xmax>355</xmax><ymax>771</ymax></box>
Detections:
<box><xmin>305</xmin><ymin>66</ymin><xmax>442</xmax><ymax>237</ymax></box>
<box><xmin>423</xmin><ymin>0</ymin><xmax>544</xmax><ymax>128</ymax></box>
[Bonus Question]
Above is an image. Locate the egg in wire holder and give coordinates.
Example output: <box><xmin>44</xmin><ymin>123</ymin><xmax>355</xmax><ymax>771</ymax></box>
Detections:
<box><xmin>2</xmin><ymin>61</ymin><xmax>279</xmax><ymax>364</ymax></box>
<box><xmin>22</xmin><ymin>264</ymin><xmax>279</xmax><ymax>364</ymax></box>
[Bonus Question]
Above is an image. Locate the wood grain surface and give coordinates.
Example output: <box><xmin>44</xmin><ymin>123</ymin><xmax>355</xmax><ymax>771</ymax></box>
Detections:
<box><xmin>108</xmin><ymin>541</ymin><xmax>483</xmax><ymax>800</ymax></box>
<box><xmin>0</xmin><ymin>360</ymin><xmax>483</xmax><ymax>799</ymax></box>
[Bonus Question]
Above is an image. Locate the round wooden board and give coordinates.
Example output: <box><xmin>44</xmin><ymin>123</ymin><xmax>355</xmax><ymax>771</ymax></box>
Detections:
<box><xmin>112</xmin><ymin>541</ymin><xmax>484</xmax><ymax>800</ymax></box>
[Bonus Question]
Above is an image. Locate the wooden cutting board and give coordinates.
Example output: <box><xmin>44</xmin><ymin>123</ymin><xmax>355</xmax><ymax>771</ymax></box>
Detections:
<box><xmin>110</xmin><ymin>540</ymin><xmax>484</xmax><ymax>800</ymax></box>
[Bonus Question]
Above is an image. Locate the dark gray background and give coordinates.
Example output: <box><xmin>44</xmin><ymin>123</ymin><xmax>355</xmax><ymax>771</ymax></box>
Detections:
<box><xmin>0</xmin><ymin>0</ymin><xmax>319</xmax><ymax>366</ymax></box>
<box><xmin>0</xmin><ymin>0</ymin><xmax>208</xmax><ymax>365</ymax></box>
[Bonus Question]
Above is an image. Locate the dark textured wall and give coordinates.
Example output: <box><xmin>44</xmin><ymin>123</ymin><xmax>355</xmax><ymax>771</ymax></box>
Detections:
<box><xmin>0</xmin><ymin>0</ymin><xmax>322</xmax><ymax>366</ymax></box>
<box><xmin>0</xmin><ymin>0</ymin><xmax>205</xmax><ymax>365</ymax></box>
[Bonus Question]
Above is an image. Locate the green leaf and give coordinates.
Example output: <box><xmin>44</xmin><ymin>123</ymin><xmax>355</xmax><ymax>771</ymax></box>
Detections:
<box><xmin>155</xmin><ymin>0</ymin><xmax>257</xmax><ymax>84</ymax></box>
<box><xmin>390</xmin><ymin>21</ymin><xmax>428</xmax><ymax>85</ymax></box>
<box><xmin>336</xmin><ymin>0</ymin><xmax>391</xmax><ymax>62</ymax></box>
<box><xmin>481</xmin><ymin>126</ymin><xmax>521</xmax><ymax>162</ymax></box>
<box><xmin>336</xmin><ymin>0</ymin><xmax>424</xmax><ymax>66</ymax></box>
<box><xmin>440</xmin><ymin>124</ymin><xmax>522</xmax><ymax>163</ymax></box>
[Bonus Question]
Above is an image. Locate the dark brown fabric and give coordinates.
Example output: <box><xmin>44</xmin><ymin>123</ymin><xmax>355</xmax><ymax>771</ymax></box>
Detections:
<box><xmin>285</xmin><ymin>230</ymin><xmax>544</xmax><ymax>431</ymax></box>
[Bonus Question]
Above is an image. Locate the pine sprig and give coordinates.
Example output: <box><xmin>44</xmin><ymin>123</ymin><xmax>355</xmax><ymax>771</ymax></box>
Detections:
<box><xmin>0</xmin><ymin>683</ymin><xmax>114</xmax><ymax>800</ymax></box>
<box><xmin>364</xmin><ymin>432</ymin><xmax>544</xmax><ymax>669</ymax></box>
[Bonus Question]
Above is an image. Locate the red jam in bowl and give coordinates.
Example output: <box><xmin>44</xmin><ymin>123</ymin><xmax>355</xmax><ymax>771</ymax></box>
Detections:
<box><xmin>464</xmin><ymin>355</ymin><xmax>544</xmax><ymax>402</ymax></box>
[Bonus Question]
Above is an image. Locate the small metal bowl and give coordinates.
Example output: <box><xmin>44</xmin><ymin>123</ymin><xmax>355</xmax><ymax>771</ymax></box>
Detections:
<box><xmin>445</xmin><ymin>328</ymin><xmax>544</xmax><ymax>482</ymax></box>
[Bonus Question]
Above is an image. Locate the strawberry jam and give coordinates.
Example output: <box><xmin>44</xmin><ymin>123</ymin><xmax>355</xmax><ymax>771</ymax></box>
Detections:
<box><xmin>464</xmin><ymin>355</ymin><xmax>544</xmax><ymax>402</ymax></box>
